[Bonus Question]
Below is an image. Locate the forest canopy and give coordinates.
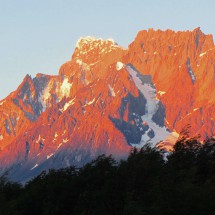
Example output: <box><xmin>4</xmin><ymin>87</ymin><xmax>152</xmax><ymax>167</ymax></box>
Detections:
<box><xmin>0</xmin><ymin>133</ymin><xmax>215</xmax><ymax>215</ymax></box>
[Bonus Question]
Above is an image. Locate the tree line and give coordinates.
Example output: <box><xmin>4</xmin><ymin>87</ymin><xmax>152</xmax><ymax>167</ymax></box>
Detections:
<box><xmin>1</xmin><ymin>131</ymin><xmax>215</xmax><ymax>214</ymax></box>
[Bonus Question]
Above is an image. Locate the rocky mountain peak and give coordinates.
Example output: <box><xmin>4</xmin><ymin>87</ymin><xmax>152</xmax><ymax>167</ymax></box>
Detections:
<box><xmin>0</xmin><ymin>28</ymin><xmax>215</xmax><ymax>182</ymax></box>
<box><xmin>72</xmin><ymin>36</ymin><xmax>124</xmax><ymax>64</ymax></box>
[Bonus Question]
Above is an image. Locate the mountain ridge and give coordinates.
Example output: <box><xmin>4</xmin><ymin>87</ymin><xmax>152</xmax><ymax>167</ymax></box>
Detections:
<box><xmin>0</xmin><ymin>27</ymin><xmax>214</xmax><ymax>182</ymax></box>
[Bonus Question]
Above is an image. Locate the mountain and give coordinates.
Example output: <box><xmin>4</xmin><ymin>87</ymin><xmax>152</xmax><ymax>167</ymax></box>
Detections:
<box><xmin>127</xmin><ymin>28</ymin><xmax>215</xmax><ymax>138</ymax></box>
<box><xmin>0</xmin><ymin>28</ymin><xmax>214</xmax><ymax>182</ymax></box>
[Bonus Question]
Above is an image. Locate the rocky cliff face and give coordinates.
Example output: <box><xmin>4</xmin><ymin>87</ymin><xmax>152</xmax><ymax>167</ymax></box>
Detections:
<box><xmin>126</xmin><ymin>28</ymin><xmax>215</xmax><ymax>139</ymax></box>
<box><xmin>0</xmin><ymin>28</ymin><xmax>214</xmax><ymax>182</ymax></box>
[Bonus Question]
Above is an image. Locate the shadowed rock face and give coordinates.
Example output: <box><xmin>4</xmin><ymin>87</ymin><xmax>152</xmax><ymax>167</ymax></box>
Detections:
<box><xmin>0</xmin><ymin>28</ymin><xmax>215</xmax><ymax>182</ymax></box>
<box><xmin>152</xmin><ymin>102</ymin><xmax>166</xmax><ymax>127</ymax></box>
<box><xmin>109</xmin><ymin>91</ymin><xmax>148</xmax><ymax>145</ymax></box>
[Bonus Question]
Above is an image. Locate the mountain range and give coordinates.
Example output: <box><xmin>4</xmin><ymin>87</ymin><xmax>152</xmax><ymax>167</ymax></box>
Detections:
<box><xmin>0</xmin><ymin>27</ymin><xmax>214</xmax><ymax>182</ymax></box>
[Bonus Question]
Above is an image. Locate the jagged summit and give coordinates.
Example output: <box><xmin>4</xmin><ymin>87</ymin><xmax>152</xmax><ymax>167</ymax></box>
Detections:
<box><xmin>75</xmin><ymin>36</ymin><xmax>118</xmax><ymax>48</ymax></box>
<box><xmin>132</xmin><ymin>27</ymin><xmax>214</xmax><ymax>52</ymax></box>
<box><xmin>136</xmin><ymin>27</ymin><xmax>208</xmax><ymax>36</ymax></box>
<box><xmin>72</xmin><ymin>36</ymin><xmax>123</xmax><ymax>63</ymax></box>
<box><xmin>74</xmin><ymin>36</ymin><xmax>119</xmax><ymax>55</ymax></box>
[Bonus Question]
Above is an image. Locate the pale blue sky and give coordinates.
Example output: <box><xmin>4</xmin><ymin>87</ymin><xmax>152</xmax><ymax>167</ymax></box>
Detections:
<box><xmin>0</xmin><ymin>0</ymin><xmax>214</xmax><ymax>99</ymax></box>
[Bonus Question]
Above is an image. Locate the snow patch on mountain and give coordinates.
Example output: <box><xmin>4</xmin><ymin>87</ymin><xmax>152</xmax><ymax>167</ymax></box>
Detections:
<box><xmin>63</xmin><ymin>138</ymin><xmax>69</xmax><ymax>143</ymax></box>
<box><xmin>57</xmin><ymin>143</ymin><xmax>63</xmax><ymax>149</ymax></box>
<box><xmin>75</xmin><ymin>36</ymin><xmax>96</xmax><ymax>48</ymax></box>
<box><xmin>47</xmin><ymin>153</ymin><xmax>54</xmax><ymax>160</ymax></box>
<box><xmin>199</xmin><ymin>52</ymin><xmax>206</xmax><ymax>57</ymax></box>
<box><xmin>126</xmin><ymin>65</ymin><xmax>170</xmax><ymax>147</ymax></box>
<box><xmin>36</xmin><ymin>135</ymin><xmax>42</xmax><ymax>143</ymax></box>
<box><xmin>158</xmin><ymin>91</ymin><xmax>166</xmax><ymax>96</ymax></box>
<box><xmin>139</xmin><ymin>120</ymin><xmax>170</xmax><ymax>147</ymax></box>
<box><xmin>84</xmin><ymin>98</ymin><xmax>95</xmax><ymax>106</ymax></box>
<box><xmin>108</xmin><ymin>84</ymin><xmax>116</xmax><ymax>97</ymax></box>
<box><xmin>0</xmin><ymin>100</ymin><xmax>5</xmax><ymax>106</ymax></box>
<box><xmin>193</xmin><ymin>108</ymin><xmax>199</xmax><ymax>111</ymax></box>
<box><xmin>116</xmin><ymin>62</ymin><xmax>124</xmax><ymax>71</ymax></box>
<box><xmin>38</xmin><ymin>93</ymin><xmax>47</xmax><ymax>112</ymax></box>
<box><xmin>31</xmin><ymin>164</ymin><xmax>38</xmax><ymax>170</ymax></box>
<box><xmin>60</xmin><ymin>78</ymin><xmax>72</xmax><ymax>98</ymax></box>
<box><xmin>76</xmin><ymin>59</ymin><xmax>82</xmax><ymax>65</ymax></box>
<box><xmin>43</xmin><ymin>87</ymin><xmax>51</xmax><ymax>102</ymax></box>
<box><xmin>60</xmin><ymin>98</ymin><xmax>76</xmax><ymax>112</ymax></box>
<box><xmin>126</xmin><ymin>65</ymin><xmax>157</xmax><ymax>118</ymax></box>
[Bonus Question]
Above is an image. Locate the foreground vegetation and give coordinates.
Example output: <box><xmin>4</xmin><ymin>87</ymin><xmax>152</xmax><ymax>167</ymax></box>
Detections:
<box><xmin>1</xmin><ymin>133</ymin><xmax>215</xmax><ymax>214</ymax></box>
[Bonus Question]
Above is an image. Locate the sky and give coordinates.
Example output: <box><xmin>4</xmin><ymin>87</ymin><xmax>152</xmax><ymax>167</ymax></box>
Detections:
<box><xmin>0</xmin><ymin>0</ymin><xmax>214</xmax><ymax>99</ymax></box>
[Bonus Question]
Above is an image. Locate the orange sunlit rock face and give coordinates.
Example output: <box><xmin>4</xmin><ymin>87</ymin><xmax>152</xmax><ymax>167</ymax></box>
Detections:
<box><xmin>0</xmin><ymin>29</ymin><xmax>214</xmax><ymax>181</ymax></box>
<box><xmin>126</xmin><ymin>27</ymin><xmax>215</xmax><ymax>139</ymax></box>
